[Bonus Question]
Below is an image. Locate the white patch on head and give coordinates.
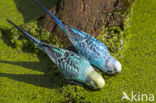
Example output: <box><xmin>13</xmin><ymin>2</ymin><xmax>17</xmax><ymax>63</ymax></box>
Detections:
<box><xmin>115</xmin><ymin>61</ymin><xmax>122</xmax><ymax>73</ymax></box>
<box><xmin>106</xmin><ymin>56</ymin><xmax>122</xmax><ymax>73</ymax></box>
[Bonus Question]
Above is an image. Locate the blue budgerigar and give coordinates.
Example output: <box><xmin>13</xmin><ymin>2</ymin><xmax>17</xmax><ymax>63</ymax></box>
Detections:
<box><xmin>7</xmin><ymin>20</ymin><xmax>105</xmax><ymax>89</ymax></box>
<box><xmin>35</xmin><ymin>0</ymin><xmax>122</xmax><ymax>74</ymax></box>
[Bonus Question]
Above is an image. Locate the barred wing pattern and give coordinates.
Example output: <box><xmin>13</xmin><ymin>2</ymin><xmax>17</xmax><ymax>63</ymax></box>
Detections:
<box><xmin>44</xmin><ymin>46</ymin><xmax>86</xmax><ymax>79</ymax></box>
<box><xmin>63</xmin><ymin>24</ymin><xmax>110</xmax><ymax>60</ymax></box>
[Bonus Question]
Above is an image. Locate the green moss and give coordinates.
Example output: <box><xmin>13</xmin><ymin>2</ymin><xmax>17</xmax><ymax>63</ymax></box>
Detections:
<box><xmin>119</xmin><ymin>0</ymin><xmax>135</xmax><ymax>14</ymax></box>
<box><xmin>97</xmin><ymin>26</ymin><xmax>125</xmax><ymax>54</ymax></box>
<box><xmin>3</xmin><ymin>20</ymin><xmax>63</xmax><ymax>53</ymax></box>
<box><xmin>97</xmin><ymin>6</ymin><xmax>133</xmax><ymax>56</ymax></box>
<box><xmin>0</xmin><ymin>0</ymin><xmax>156</xmax><ymax>103</ymax></box>
<box><xmin>97</xmin><ymin>0</ymin><xmax>134</xmax><ymax>56</ymax></box>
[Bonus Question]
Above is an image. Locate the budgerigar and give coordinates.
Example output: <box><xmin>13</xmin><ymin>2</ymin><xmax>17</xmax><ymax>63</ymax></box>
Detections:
<box><xmin>7</xmin><ymin>20</ymin><xmax>105</xmax><ymax>89</ymax></box>
<box><xmin>35</xmin><ymin>0</ymin><xmax>122</xmax><ymax>74</ymax></box>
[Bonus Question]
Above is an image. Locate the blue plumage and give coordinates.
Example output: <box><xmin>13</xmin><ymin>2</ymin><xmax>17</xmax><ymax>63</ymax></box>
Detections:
<box><xmin>35</xmin><ymin>0</ymin><xmax>122</xmax><ymax>74</ymax></box>
<box><xmin>7</xmin><ymin>20</ymin><xmax>105</xmax><ymax>89</ymax></box>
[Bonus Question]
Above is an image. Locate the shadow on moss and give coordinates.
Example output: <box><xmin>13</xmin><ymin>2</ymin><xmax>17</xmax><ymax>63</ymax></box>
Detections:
<box><xmin>13</xmin><ymin>0</ymin><xmax>57</xmax><ymax>22</ymax></box>
<box><xmin>0</xmin><ymin>60</ymin><xmax>67</xmax><ymax>89</ymax></box>
<box><xmin>1</xmin><ymin>20</ymin><xmax>63</xmax><ymax>52</ymax></box>
<box><xmin>0</xmin><ymin>20</ymin><xmax>90</xmax><ymax>90</ymax></box>
<box><xmin>0</xmin><ymin>21</ymin><xmax>68</xmax><ymax>89</ymax></box>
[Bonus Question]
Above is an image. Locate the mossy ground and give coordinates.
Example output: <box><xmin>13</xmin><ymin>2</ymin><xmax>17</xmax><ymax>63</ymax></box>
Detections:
<box><xmin>0</xmin><ymin>0</ymin><xmax>156</xmax><ymax>103</ymax></box>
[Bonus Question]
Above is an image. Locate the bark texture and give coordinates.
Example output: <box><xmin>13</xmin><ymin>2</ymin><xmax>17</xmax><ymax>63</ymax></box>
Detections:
<box><xmin>39</xmin><ymin>0</ymin><xmax>134</xmax><ymax>45</ymax></box>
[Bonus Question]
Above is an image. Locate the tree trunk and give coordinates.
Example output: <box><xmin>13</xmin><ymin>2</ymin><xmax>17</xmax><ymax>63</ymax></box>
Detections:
<box><xmin>39</xmin><ymin>0</ymin><xmax>134</xmax><ymax>46</ymax></box>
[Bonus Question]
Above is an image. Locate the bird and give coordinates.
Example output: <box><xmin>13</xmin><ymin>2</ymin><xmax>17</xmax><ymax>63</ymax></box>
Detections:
<box><xmin>35</xmin><ymin>0</ymin><xmax>122</xmax><ymax>74</ymax></box>
<box><xmin>7</xmin><ymin>19</ymin><xmax>105</xmax><ymax>89</ymax></box>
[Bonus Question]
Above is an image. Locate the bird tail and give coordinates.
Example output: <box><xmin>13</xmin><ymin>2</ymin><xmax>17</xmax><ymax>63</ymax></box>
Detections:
<box><xmin>7</xmin><ymin>20</ymin><xmax>65</xmax><ymax>63</ymax></box>
<box><xmin>35</xmin><ymin>0</ymin><xmax>64</xmax><ymax>30</ymax></box>
<box><xmin>7</xmin><ymin>19</ymin><xmax>40</xmax><ymax>45</ymax></box>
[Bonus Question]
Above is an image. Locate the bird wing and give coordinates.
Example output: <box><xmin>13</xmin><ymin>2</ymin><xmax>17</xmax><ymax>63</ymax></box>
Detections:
<box><xmin>43</xmin><ymin>45</ymin><xmax>62</xmax><ymax>64</ymax></box>
<box><xmin>56</xmin><ymin>51</ymin><xmax>85</xmax><ymax>79</ymax></box>
<box><xmin>44</xmin><ymin>46</ymin><xmax>80</xmax><ymax>79</ymax></box>
<box><xmin>63</xmin><ymin>24</ymin><xmax>110</xmax><ymax>60</ymax></box>
<box><xmin>63</xmin><ymin>23</ymin><xmax>88</xmax><ymax>42</ymax></box>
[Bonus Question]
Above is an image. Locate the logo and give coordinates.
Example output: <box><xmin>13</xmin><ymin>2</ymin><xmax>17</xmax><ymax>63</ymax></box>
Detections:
<box><xmin>121</xmin><ymin>91</ymin><xmax>154</xmax><ymax>102</ymax></box>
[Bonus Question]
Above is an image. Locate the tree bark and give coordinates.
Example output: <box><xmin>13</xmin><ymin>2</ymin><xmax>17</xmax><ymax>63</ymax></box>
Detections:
<box><xmin>39</xmin><ymin>0</ymin><xmax>134</xmax><ymax>45</ymax></box>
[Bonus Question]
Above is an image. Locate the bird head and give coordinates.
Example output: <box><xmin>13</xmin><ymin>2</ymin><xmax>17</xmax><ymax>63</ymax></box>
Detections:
<box><xmin>105</xmin><ymin>56</ymin><xmax>122</xmax><ymax>74</ymax></box>
<box><xmin>85</xmin><ymin>68</ymin><xmax>105</xmax><ymax>89</ymax></box>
